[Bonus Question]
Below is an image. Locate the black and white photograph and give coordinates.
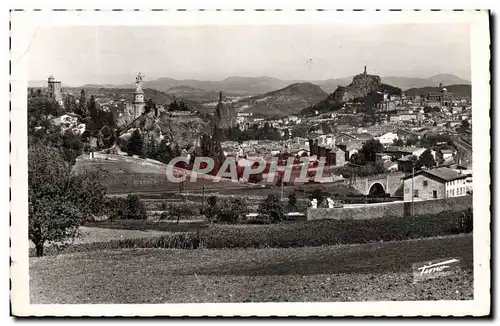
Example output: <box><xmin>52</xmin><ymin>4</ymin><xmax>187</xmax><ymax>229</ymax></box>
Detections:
<box><xmin>9</xmin><ymin>9</ymin><xmax>490</xmax><ymax>316</ymax></box>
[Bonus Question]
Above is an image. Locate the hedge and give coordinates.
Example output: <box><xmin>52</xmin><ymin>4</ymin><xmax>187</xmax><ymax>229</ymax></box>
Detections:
<box><xmin>33</xmin><ymin>209</ymin><xmax>472</xmax><ymax>256</ymax></box>
<box><xmin>198</xmin><ymin>209</ymin><xmax>472</xmax><ymax>249</ymax></box>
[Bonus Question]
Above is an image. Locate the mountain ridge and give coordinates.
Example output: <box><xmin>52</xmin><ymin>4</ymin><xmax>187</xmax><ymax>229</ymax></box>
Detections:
<box><xmin>69</xmin><ymin>73</ymin><xmax>470</xmax><ymax>95</ymax></box>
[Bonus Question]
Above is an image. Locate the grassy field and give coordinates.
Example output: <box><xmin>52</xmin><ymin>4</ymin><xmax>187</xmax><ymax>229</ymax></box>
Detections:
<box><xmin>29</xmin><ymin>226</ymin><xmax>173</xmax><ymax>249</ymax></box>
<box><xmin>30</xmin><ymin>234</ymin><xmax>473</xmax><ymax>303</ymax></box>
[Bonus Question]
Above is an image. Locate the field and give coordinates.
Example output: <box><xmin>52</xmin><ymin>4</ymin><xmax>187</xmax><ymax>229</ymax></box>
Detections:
<box><xmin>30</xmin><ymin>234</ymin><xmax>473</xmax><ymax>303</ymax></box>
<box><xmin>29</xmin><ymin>226</ymin><xmax>173</xmax><ymax>249</ymax></box>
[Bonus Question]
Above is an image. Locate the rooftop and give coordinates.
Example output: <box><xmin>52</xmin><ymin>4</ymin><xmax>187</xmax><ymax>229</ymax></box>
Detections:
<box><xmin>403</xmin><ymin>167</ymin><xmax>468</xmax><ymax>182</ymax></box>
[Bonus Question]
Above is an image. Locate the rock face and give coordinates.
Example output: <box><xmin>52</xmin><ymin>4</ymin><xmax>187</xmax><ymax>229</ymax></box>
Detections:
<box><xmin>332</xmin><ymin>71</ymin><xmax>382</xmax><ymax>103</ymax></box>
<box><xmin>215</xmin><ymin>92</ymin><xmax>237</xmax><ymax>129</ymax></box>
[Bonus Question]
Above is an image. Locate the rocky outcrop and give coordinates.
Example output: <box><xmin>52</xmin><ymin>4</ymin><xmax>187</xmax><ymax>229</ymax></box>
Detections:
<box><xmin>332</xmin><ymin>72</ymin><xmax>382</xmax><ymax>103</ymax></box>
<box><xmin>215</xmin><ymin>92</ymin><xmax>237</xmax><ymax>129</ymax></box>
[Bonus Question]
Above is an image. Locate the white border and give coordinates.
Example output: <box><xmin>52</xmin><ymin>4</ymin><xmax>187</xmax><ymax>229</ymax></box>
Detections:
<box><xmin>9</xmin><ymin>10</ymin><xmax>491</xmax><ymax>316</ymax></box>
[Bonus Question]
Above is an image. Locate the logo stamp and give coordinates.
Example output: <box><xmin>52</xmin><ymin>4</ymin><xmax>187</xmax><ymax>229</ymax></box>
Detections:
<box><xmin>412</xmin><ymin>257</ymin><xmax>461</xmax><ymax>282</ymax></box>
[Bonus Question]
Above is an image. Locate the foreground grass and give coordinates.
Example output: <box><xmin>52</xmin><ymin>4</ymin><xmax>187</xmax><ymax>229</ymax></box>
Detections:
<box><xmin>29</xmin><ymin>226</ymin><xmax>172</xmax><ymax>249</ymax></box>
<box><xmin>30</xmin><ymin>234</ymin><xmax>473</xmax><ymax>303</ymax></box>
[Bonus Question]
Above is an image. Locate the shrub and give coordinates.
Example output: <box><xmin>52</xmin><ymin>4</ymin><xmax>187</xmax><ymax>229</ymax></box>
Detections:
<box><xmin>258</xmin><ymin>194</ymin><xmax>284</xmax><ymax>223</ymax></box>
<box><xmin>200</xmin><ymin>209</ymin><xmax>473</xmax><ymax>249</ymax></box>
<box><xmin>288</xmin><ymin>191</ymin><xmax>298</xmax><ymax>207</ymax></box>
<box><xmin>106</xmin><ymin>194</ymin><xmax>147</xmax><ymax>220</ymax></box>
<box><xmin>213</xmin><ymin>197</ymin><xmax>248</xmax><ymax>224</ymax></box>
<box><xmin>201</xmin><ymin>196</ymin><xmax>219</xmax><ymax>221</ymax></box>
<box><xmin>161</xmin><ymin>202</ymin><xmax>199</xmax><ymax>221</ymax></box>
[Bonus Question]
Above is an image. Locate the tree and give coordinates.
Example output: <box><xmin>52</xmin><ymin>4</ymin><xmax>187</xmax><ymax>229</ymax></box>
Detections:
<box><xmin>213</xmin><ymin>197</ymin><xmax>248</xmax><ymax>223</ymax></box>
<box><xmin>202</xmin><ymin>195</ymin><xmax>218</xmax><ymax>221</ymax></box>
<box><xmin>418</xmin><ymin>149</ymin><xmax>436</xmax><ymax>169</ymax></box>
<box><xmin>310</xmin><ymin>188</ymin><xmax>325</xmax><ymax>206</ymax></box>
<box><xmin>458</xmin><ymin>119</ymin><xmax>470</xmax><ymax>134</ymax></box>
<box><xmin>350</xmin><ymin>152</ymin><xmax>366</xmax><ymax>166</ymax></box>
<box><xmin>86</xmin><ymin>95</ymin><xmax>101</xmax><ymax>133</ymax></box>
<box><xmin>360</xmin><ymin>139</ymin><xmax>384</xmax><ymax>162</ymax></box>
<box><xmin>258</xmin><ymin>194</ymin><xmax>284</xmax><ymax>223</ymax></box>
<box><xmin>145</xmin><ymin>98</ymin><xmax>156</xmax><ymax>115</ymax></box>
<box><xmin>76</xmin><ymin>89</ymin><xmax>87</xmax><ymax>118</ymax></box>
<box><xmin>57</xmin><ymin>130</ymin><xmax>83</xmax><ymax>165</ymax></box>
<box><xmin>393</xmin><ymin>139</ymin><xmax>404</xmax><ymax>146</ymax></box>
<box><xmin>63</xmin><ymin>94</ymin><xmax>77</xmax><ymax>112</ymax></box>
<box><xmin>127</xmin><ymin>129</ymin><xmax>144</xmax><ymax>157</ymax></box>
<box><xmin>29</xmin><ymin>145</ymin><xmax>106</xmax><ymax>256</ymax></box>
<box><xmin>288</xmin><ymin>191</ymin><xmax>297</xmax><ymax>207</ymax></box>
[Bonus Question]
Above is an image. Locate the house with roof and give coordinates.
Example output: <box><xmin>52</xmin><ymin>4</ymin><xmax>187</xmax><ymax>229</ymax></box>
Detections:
<box><xmin>376</xmin><ymin>131</ymin><xmax>399</xmax><ymax>145</ymax></box>
<box><xmin>440</xmin><ymin>149</ymin><xmax>455</xmax><ymax>162</ymax></box>
<box><xmin>356</xmin><ymin>132</ymin><xmax>375</xmax><ymax>142</ymax></box>
<box><xmin>402</xmin><ymin>167</ymin><xmax>469</xmax><ymax>201</ymax></box>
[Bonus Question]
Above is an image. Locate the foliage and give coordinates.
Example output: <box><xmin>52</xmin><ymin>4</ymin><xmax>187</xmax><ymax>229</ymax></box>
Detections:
<box><xmin>393</xmin><ymin>139</ymin><xmax>404</xmax><ymax>146</ymax></box>
<box><xmin>210</xmin><ymin>197</ymin><xmax>248</xmax><ymax>224</ymax></box>
<box><xmin>418</xmin><ymin>149</ymin><xmax>437</xmax><ymax>169</ymax></box>
<box><xmin>28</xmin><ymin>98</ymin><xmax>63</xmax><ymax>130</ymax></box>
<box><xmin>258</xmin><ymin>194</ymin><xmax>284</xmax><ymax>223</ymax></box>
<box><xmin>288</xmin><ymin>191</ymin><xmax>298</xmax><ymax>207</ymax></box>
<box><xmin>127</xmin><ymin>129</ymin><xmax>144</xmax><ymax>157</ymax></box>
<box><xmin>29</xmin><ymin>145</ymin><xmax>106</xmax><ymax>256</ymax></box>
<box><xmin>161</xmin><ymin>202</ymin><xmax>199</xmax><ymax>222</ymax></box>
<box><xmin>76</xmin><ymin>89</ymin><xmax>88</xmax><ymax>119</ymax></box>
<box><xmin>200</xmin><ymin>209</ymin><xmax>473</xmax><ymax>249</ymax></box>
<box><xmin>309</xmin><ymin>188</ymin><xmax>325</xmax><ymax>205</ymax></box>
<box><xmin>423</xmin><ymin>105</ymin><xmax>441</xmax><ymax>114</ymax></box>
<box><xmin>458</xmin><ymin>207</ymin><xmax>473</xmax><ymax>233</ymax></box>
<box><xmin>106</xmin><ymin>194</ymin><xmax>147</xmax><ymax>221</ymax></box>
<box><xmin>360</xmin><ymin>139</ymin><xmax>384</xmax><ymax>162</ymax></box>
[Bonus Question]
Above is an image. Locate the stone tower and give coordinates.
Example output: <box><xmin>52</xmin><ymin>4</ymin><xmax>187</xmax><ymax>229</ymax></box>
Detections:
<box><xmin>133</xmin><ymin>72</ymin><xmax>145</xmax><ymax>118</ymax></box>
<box><xmin>47</xmin><ymin>75</ymin><xmax>63</xmax><ymax>105</ymax></box>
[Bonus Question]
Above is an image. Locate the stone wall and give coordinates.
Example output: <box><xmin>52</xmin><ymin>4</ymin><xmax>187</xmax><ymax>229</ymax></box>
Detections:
<box><xmin>307</xmin><ymin>195</ymin><xmax>472</xmax><ymax>220</ymax></box>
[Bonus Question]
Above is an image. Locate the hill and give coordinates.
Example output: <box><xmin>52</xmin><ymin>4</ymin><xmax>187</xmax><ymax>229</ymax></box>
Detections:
<box><xmin>300</xmin><ymin>71</ymin><xmax>402</xmax><ymax>116</ymax></box>
<box><xmin>233</xmin><ymin>82</ymin><xmax>328</xmax><ymax>117</ymax></box>
<box><xmin>77</xmin><ymin>73</ymin><xmax>470</xmax><ymax>97</ymax></box>
<box><xmin>404</xmin><ymin>84</ymin><xmax>471</xmax><ymax>99</ymax></box>
<box><xmin>382</xmin><ymin>74</ymin><xmax>470</xmax><ymax>90</ymax></box>
<box><xmin>82</xmin><ymin>76</ymin><xmax>289</xmax><ymax>96</ymax></box>
<box><xmin>165</xmin><ymin>86</ymin><xmax>242</xmax><ymax>103</ymax></box>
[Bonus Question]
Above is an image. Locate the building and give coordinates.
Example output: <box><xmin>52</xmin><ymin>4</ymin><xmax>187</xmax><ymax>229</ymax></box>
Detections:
<box><xmin>440</xmin><ymin>149</ymin><xmax>455</xmax><ymax>162</ymax></box>
<box><xmin>402</xmin><ymin>167</ymin><xmax>469</xmax><ymax>201</ymax></box>
<box><xmin>47</xmin><ymin>75</ymin><xmax>63</xmax><ymax>105</ymax></box>
<box><xmin>376</xmin><ymin>132</ymin><xmax>399</xmax><ymax>145</ymax></box>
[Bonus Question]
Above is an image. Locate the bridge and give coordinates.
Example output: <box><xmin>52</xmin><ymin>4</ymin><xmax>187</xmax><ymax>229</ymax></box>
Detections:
<box><xmin>346</xmin><ymin>171</ymin><xmax>406</xmax><ymax>196</ymax></box>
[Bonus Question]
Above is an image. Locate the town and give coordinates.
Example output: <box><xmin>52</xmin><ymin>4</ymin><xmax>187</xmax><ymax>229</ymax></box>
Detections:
<box><xmin>31</xmin><ymin>66</ymin><xmax>472</xmax><ymax>214</ymax></box>
<box><xmin>28</xmin><ymin>70</ymin><xmax>474</xmax><ymax>304</ymax></box>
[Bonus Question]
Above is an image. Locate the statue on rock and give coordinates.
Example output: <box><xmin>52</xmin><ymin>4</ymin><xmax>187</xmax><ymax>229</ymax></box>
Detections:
<box><xmin>135</xmin><ymin>72</ymin><xmax>145</xmax><ymax>91</ymax></box>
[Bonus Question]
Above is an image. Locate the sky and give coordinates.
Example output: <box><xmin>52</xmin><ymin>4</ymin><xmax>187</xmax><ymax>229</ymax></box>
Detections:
<box><xmin>27</xmin><ymin>24</ymin><xmax>471</xmax><ymax>86</ymax></box>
